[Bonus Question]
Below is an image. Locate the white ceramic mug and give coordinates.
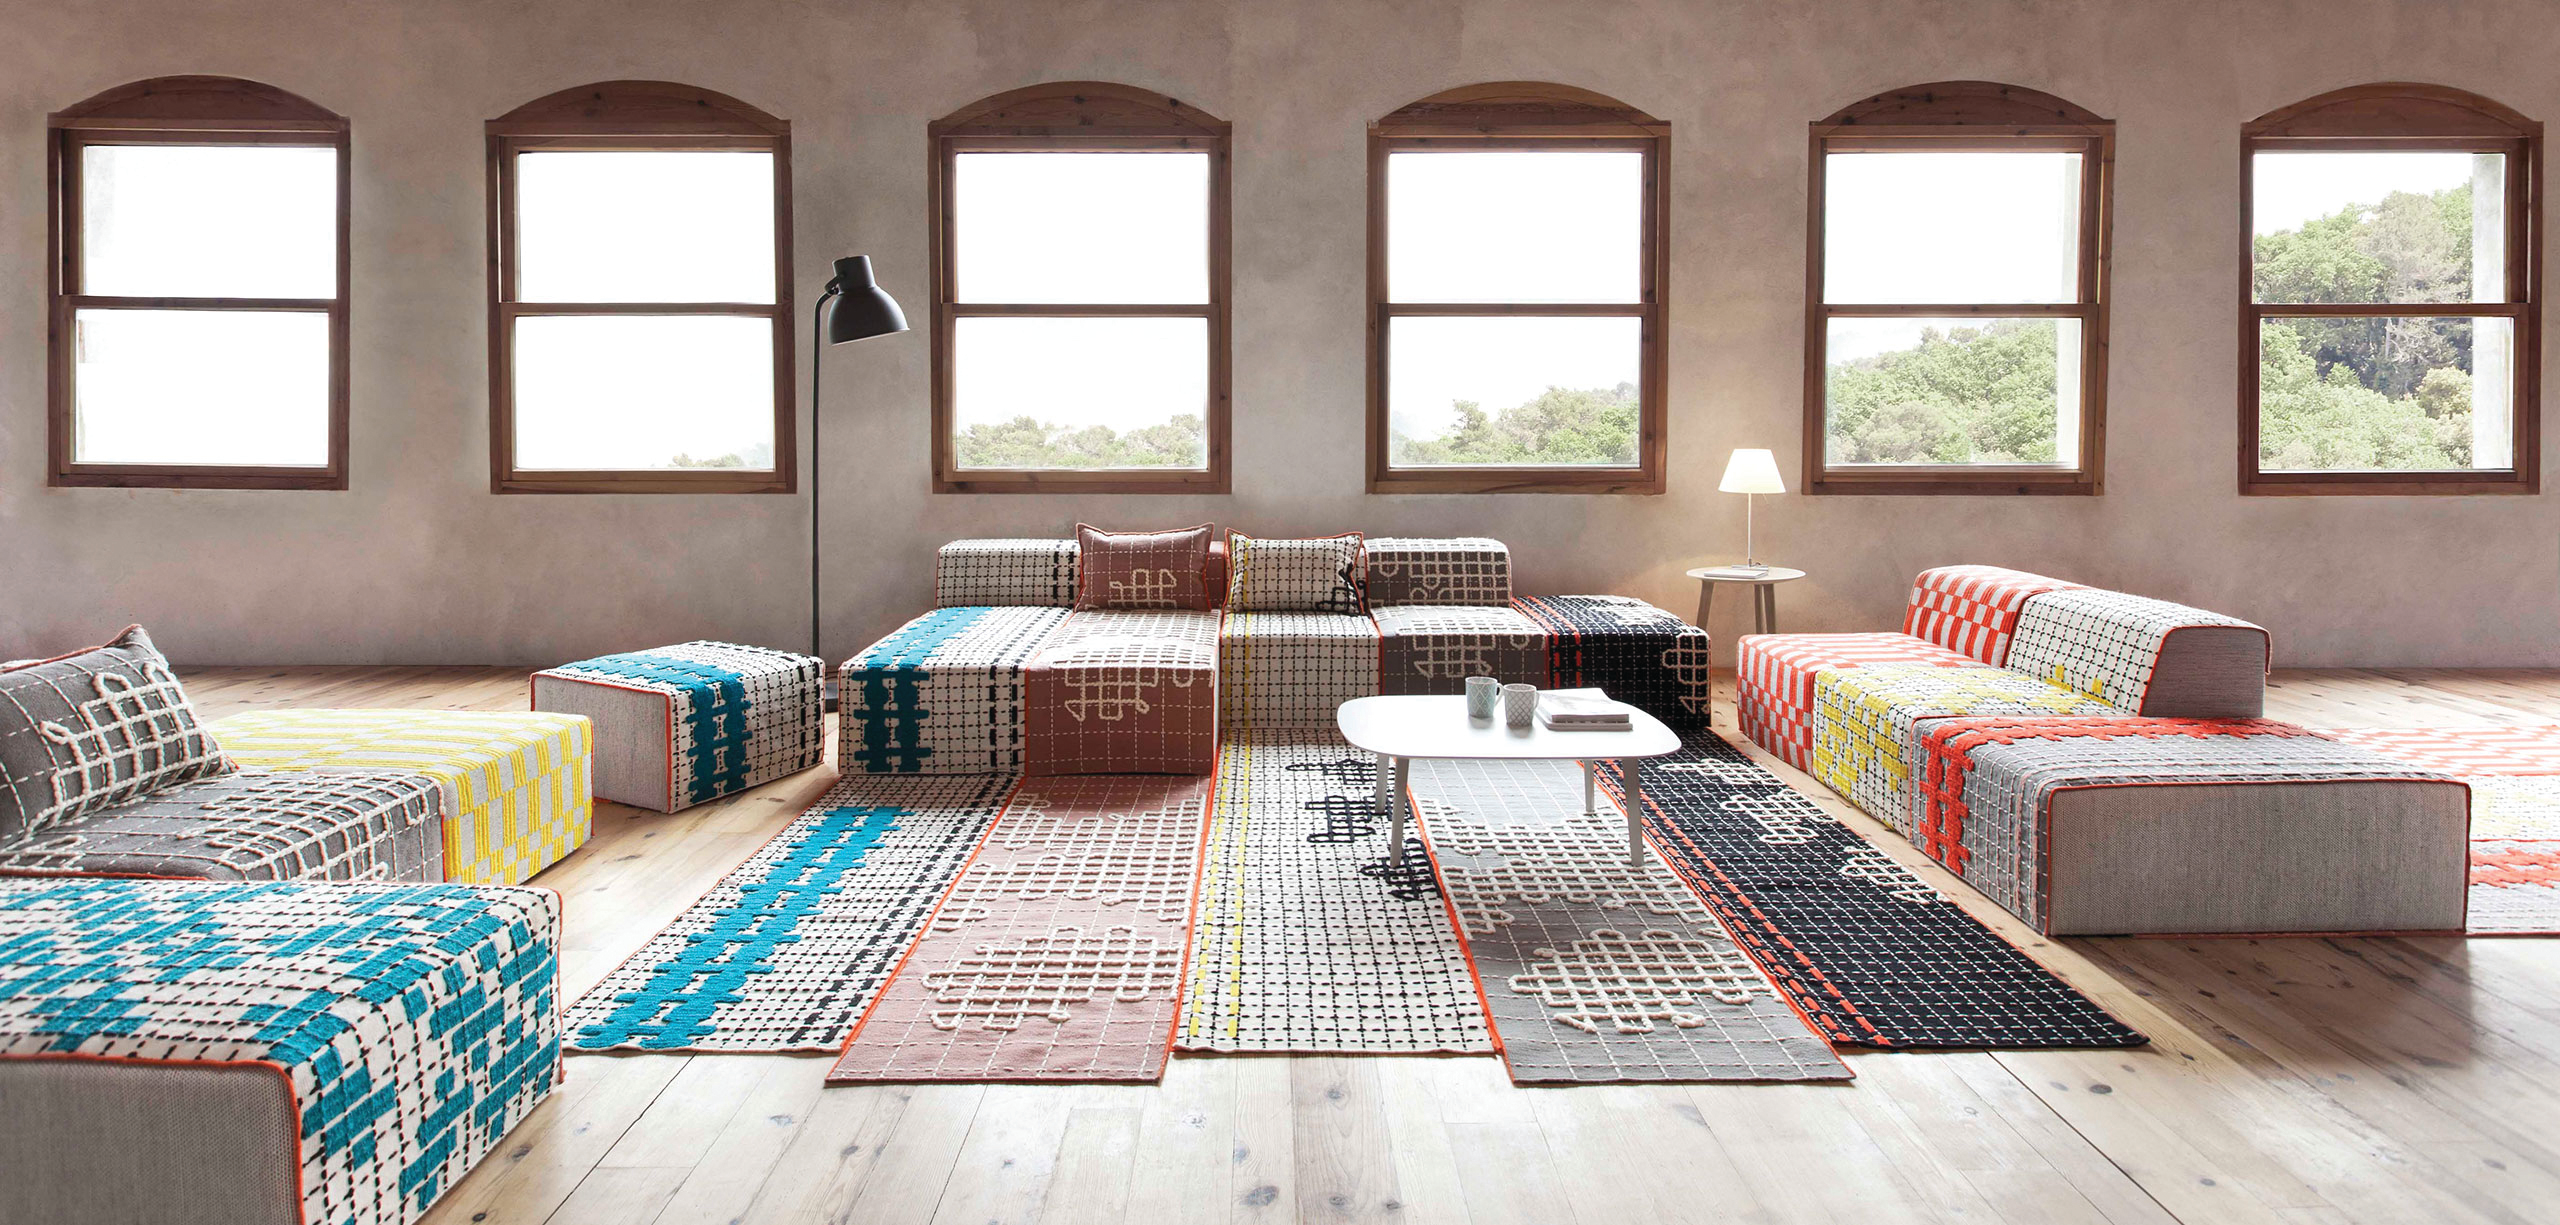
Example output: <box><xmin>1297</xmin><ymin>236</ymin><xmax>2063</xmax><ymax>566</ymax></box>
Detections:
<box><xmin>1502</xmin><ymin>683</ymin><xmax>1537</xmax><ymax>728</ymax></box>
<box><xmin>1465</xmin><ymin>676</ymin><xmax>1500</xmax><ymax>719</ymax></box>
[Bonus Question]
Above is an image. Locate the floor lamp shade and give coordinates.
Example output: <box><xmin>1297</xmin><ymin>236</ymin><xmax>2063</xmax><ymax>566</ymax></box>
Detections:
<box><xmin>813</xmin><ymin>255</ymin><xmax>910</xmax><ymax>709</ymax></box>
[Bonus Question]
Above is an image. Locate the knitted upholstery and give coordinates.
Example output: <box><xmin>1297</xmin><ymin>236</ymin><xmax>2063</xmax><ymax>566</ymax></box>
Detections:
<box><xmin>1809</xmin><ymin>664</ymin><xmax>2121</xmax><ymax>835</ymax></box>
<box><xmin>1512</xmin><ymin>595</ymin><xmax>1712</xmax><ymax>729</ymax></box>
<box><xmin>1363</xmin><ymin>537</ymin><xmax>1513</xmax><ymax>606</ymax></box>
<box><xmin>1218</xmin><ymin>611</ymin><xmax>1380</xmax><ymax>729</ymax></box>
<box><xmin>1024</xmin><ymin>610</ymin><xmax>1220</xmax><ymax>775</ymax></box>
<box><xmin>1735</xmin><ymin>632</ymin><xmax>1980</xmax><ymax>772</ymax></box>
<box><xmin>933</xmin><ymin>539</ymin><xmax>1081</xmax><ymax>608</ymax></box>
<box><xmin>535</xmin><ymin>642</ymin><xmax>820</xmax><ymax>814</ymax></box>
<box><xmin>2003</xmin><ymin>587</ymin><xmax>2269</xmax><ymax>717</ymax></box>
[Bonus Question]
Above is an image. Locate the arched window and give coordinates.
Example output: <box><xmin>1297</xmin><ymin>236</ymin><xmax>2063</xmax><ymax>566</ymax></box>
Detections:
<box><xmin>928</xmin><ymin>82</ymin><xmax>1231</xmax><ymax>493</ymax></box>
<box><xmin>1806</xmin><ymin>82</ymin><xmax>2112</xmax><ymax>495</ymax></box>
<box><xmin>1369</xmin><ymin>83</ymin><xmax>1668</xmax><ymax>494</ymax></box>
<box><xmin>2242</xmin><ymin>84</ymin><xmax>2540</xmax><ymax>495</ymax></box>
<box><xmin>49</xmin><ymin>76</ymin><xmax>350</xmax><ymax>489</ymax></box>
<box><xmin>486</xmin><ymin>81</ymin><xmax>793</xmax><ymax>493</ymax></box>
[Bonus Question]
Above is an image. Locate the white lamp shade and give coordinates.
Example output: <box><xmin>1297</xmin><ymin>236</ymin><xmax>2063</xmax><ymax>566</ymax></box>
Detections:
<box><xmin>1718</xmin><ymin>448</ymin><xmax>1786</xmax><ymax>495</ymax></box>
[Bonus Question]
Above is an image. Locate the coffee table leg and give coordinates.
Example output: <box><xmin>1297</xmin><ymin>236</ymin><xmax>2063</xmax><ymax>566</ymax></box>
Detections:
<box><xmin>1620</xmin><ymin>758</ymin><xmax>1644</xmax><ymax>867</ymax></box>
<box><xmin>1388</xmin><ymin>755</ymin><xmax>1411</xmax><ymax>866</ymax></box>
<box><xmin>1582</xmin><ymin>761</ymin><xmax>1596</xmax><ymax>815</ymax></box>
<box><xmin>1374</xmin><ymin>750</ymin><xmax>1391</xmax><ymax>816</ymax></box>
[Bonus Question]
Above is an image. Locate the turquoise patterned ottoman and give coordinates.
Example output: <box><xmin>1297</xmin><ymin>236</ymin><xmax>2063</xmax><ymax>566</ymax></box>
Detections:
<box><xmin>534</xmin><ymin>641</ymin><xmax>825</xmax><ymax>813</ymax></box>
<box><xmin>0</xmin><ymin>876</ymin><xmax>560</xmax><ymax>1225</ymax></box>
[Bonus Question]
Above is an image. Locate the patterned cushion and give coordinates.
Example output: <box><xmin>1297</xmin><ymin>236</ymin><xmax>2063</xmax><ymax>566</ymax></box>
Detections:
<box><xmin>535</xmin><ymin>641</ymin><xmax>821</xmax><ymax>814</ymax></box>
<box><xmin>934</xmin><ymin>539</ymin><xmax>1081</xmax><ymax>608</ymax></box>
<box><xmin>0</xmin><ymin>771</ymin><xmax>444</xmax><ymax>882</ymax></box>
<box><xmin>839</xmin><ymin>606</ymin><xmax>1072</xmax><ymax>774</ymax></box>
<box><xmin>1074</xmin><ymin>524</ymin><xmax>1217</xmax><ymax>611</ymax></box>
<box><xmin>1900</xmin><ymin>566</ymin><xmax>2083</xmax><ymax>666</ymax></box>
<box><xmin>1808</xmin><ymin>663</ymin><xmax>2121</xmax><ymax>835</ymax></box>
<box><xmin>2005</xmin><ymin>587</ymin><xmax>2269</xmax><ymax>716</ymax></box>
<box><xmin>1218</xmin><ymin>611</ymin><xmax>1381</xmax><ymax>728</ymax></box>
<box><xmin>1025</xmin><ymin>610</ymin><xmax>1220</xmax><ymax>775</ymax></box>
<box><xmin>217</xmin><ymin>709</ymin><xmax>593</xmax><ymax>883</ymax></box>
<box><xmin>0</xmin><ymin>625</ymin><xmax>231</xmax><ymax>844</ymax></box>
<box><xmin>1511</xmin><ymin>595</ymin><xmax>1713</xmax><ymax>729</ymax></box>
<box><xmin>1373</xmin><ymin>604</ymin><xmax>1547</xmax><ymax>695</ymax></box>
<box><xmin>1364</xmin><ymin>537</ymin><xmax>1512</xmax><ymax>606</ymax></box>
<box><xmin>1225</xmin><ymin>533</ymin><xmax>1365</xmax><ymax>613</ymax></box>
<box><xmin>1734</xmin><ymin>632</ymin><xmax>1980</xmax><ymax>772</ymax></box>
<box><xmin>0</xmin><ymin>877</ymin><xmax>560</xmax><ymax>1225</ymax></box>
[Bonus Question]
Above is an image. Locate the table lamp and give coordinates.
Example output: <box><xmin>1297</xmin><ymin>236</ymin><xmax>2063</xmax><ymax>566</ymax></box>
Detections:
<box><xmin>1718</xmin><ymin>448</ymin><xmax>1785</xmax><ymax>571</ymax></box>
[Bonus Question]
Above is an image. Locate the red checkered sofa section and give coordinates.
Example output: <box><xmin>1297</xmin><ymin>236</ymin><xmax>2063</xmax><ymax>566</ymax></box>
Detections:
<box><xmin>1736</xmin><ymin>632</ymin><xmax>1978</xmax><ymax>772</ymax></box>
<box><xmin>1900</xmin><ymin>565</ymin><xmax>2085</xmax><ymax>666</ymax></box>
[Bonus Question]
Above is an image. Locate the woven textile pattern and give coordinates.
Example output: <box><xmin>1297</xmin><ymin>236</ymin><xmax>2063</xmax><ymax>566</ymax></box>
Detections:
<box><xmin>0</xmin><ymin>625</ymin><xmax>232</xmax><ymax>843</ymax></box>
<box><xmin>1363</xmin><ymin>537</ymin><xmax>1513</xmax><ymax>606</ymax></box>
<box><xmin>1914</xmin><ymin>717</ymin><xmax>2448</xmax><ymax>931</ymax></box>
<box><xmin>0</xmin><ymin>877</ymin><xmax>561</xmax><ymax>1225</ymax></box>
<box><xmin>1899</xmin><ymin>566</ymin><xmax>2083</xmax><ymax>666</ymax></box>
<box><xmin>1225</xmin><ymin>533</ymin><xmax>1365</xmax><ymax>614</ymax></box>
<box><xmin>0</xmin><ymin>771</ymin><xmax>444</xmax><ymax>883</ymax></box>
<box><xmin>1074</xmin><ymin>524</ymin><xmax>1216</xmax><ymax>611</ymax></box>
<box><xmin>1411</xmin><ymin>758</ymin><xmax>1848</xmax><ymax>1083</ymax></box>
<box><xmin>1177</xmin><ymin>732</ymin><xmax>1492</xmax><ymax>1054</ymax></box>
<box><xmin>1810</xmin><ymin>664</ymin><xmax>2121</xmax><ymax>836</ymax></box>
<box><xmin>1025</xmin><ymin>610</ymin><xmax>1220</xmax><ymax>775</ymax></box>
<box><xmin>1735</xmin><ymin>632</ymin><xmax>1980</xmax><ymax>772</ymax></box>
<box><xmin>841</xmin><ymin>606</ymin><xmax>1071</xmax><ymax>774</ymax></box>
<box><xmin>1610</xmin><ymin>730</ymin><xmax>2145</xmax><ymax>1049</ymax></box>
<box><xmin>215</xmin><ymin>710</ymin><xmax>590</xmax><ymax>885</ymax></box>
<box><xmin>565</xmin><ymin>773</ymin><xmax>1011</xmax><ymax>1051</ymax></box>
<box><xmin>2320</xmin><ymin>725</ymin><xmax>2560</xmax><ymax>934</ymax></box>
<box><xmin>1217</xmin><ymin>611</ymin><xmax>1381</xmax><ymax>729</ymax></box>
<box><xmin>830</xmin><ymin>774</ymin><xmax>1210</xmax><ymax>1081</ymax></box>
<box><xmin>1512</xmin><ymin>596</ymin><xmax>1713</xmax><ymax>730</ymax></box>
<box><xmin>934</xmin><ymin>538</ymin><xmax>1080</xmax><ymax>608</ymax></box>
<box><xmin>1373</xmin><ymin>604</ymin><xmax>1548</xmax><ymax>696</ymax></box>
<box><xmin>539</xmin><ymin>641</ymin><xmax>822</xmax><ymax>811</ymax></box>
<box><xmin>2004</xmin><ymin>587</ymin><xmax>2261</xmax><ymax>714</ymax></box>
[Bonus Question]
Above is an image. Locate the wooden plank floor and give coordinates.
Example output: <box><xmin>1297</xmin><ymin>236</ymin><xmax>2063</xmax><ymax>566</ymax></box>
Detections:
<box><xmin>180</xmin><ymin>666</ymin><xmax>2560</xmax><ymax>1225</ymax></box>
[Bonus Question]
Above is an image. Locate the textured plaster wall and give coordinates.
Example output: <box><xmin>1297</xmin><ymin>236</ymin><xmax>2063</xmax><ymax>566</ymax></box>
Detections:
<box><xmin>3</xmin><ymin>0</ymin><xmax>2555</xmax><ymax>666</ymax></box>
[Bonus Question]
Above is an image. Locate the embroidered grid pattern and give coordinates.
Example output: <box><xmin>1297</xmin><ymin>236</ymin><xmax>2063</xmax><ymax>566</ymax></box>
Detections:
<box><xmin>933</xmin><ymin>538</ymin><xmax>1081</xmax><ymax>608</ymax></box>
<box><xmin>1810</xmin><ymin>664</ymin><xmax>2121</xmax><ymax>837</ymax></box>
<box><xmin>0</xmin><ymin>771</ymin><xmax>445</xmax><ymax>883</ymax></box>
<box><xmin>541</xmin><ymin>641</ymin><xmax>822</xmax><ymax>811</ymax></box>
<box><xmin>1363</xmin><ymin>537</ymin><xmax>1513</xmax><ymax>606</ymax></box>
<box><xmin>1513</xmin><ymin>595</ymin><xmax>1713</xmax><ymax>730</ymax></box>
<box><xmin>1374</xmin><ymin>604</ymin><xmax>1548</xmax><ymax>696</ymax></box>
<box><xmin>1217</xmin><ymin>610</ymin><xmax>1381</xmax><ymax>729</ymax></box>
<box><xmin>2005</xmin><ymin>587</ymin><xmax>2261</xmax><ymax>714</ymax></box>
<box><xmin>1074</xmin><ymin>524</ymin><xmax>1216</xmax><ymax>611</ymax></box>
<box><xmin>1899</xmin><ymin>566</ymin><xmax>2083</xmax><ymax>666</ymax></box>
<box><xmin>0</xmin><ymin>877</ymin><xmax>560</xmax><ymax>1225</ymax></box>
<box><xmin>1735</xmin><ymin>632</ymin><xmax>1980</xmax><ymax>772</ymax></box>
<box><xmin>1225</xmin><ymin>533</ymin><xmax>1366</xmax><ymax>613</ymax></box>
<box><xmin>1</xmin><ymin>631</ymin><xmax>232</xmax><ymax>843</ymax></box>
<box><xmin>1025</xmin><ymin>610</ymin><xmax>1220</xmax><ymax>775</ymax></box>
<box><xmin>840</xmin><ymin>605</ymin><xmax>1071</xmax><ymax>774</ymax></box>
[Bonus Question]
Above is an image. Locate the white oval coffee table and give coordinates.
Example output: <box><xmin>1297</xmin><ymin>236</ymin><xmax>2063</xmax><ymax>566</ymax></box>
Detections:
<box><xmin>1335</xmin><ymin>694</ymin><xmax>1681</xmax><ymax>869</ymax></box>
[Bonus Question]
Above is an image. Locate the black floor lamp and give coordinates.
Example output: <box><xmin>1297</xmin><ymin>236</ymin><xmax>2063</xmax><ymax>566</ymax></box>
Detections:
<box><xmin>811</xmin><ymin>255</ymin><xmax>909</xmax><ymax>711</ymax></box>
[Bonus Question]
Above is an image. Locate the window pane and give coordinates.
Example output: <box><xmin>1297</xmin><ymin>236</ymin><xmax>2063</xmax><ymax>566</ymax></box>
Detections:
<box><xmin>2252</xmin><ymin>151</ymin><xmax>2506</xmax><ymax>304</ymax></box>
<box><xmin>512</xmin><ymin>315</ymin><xmax>774</xmax><ymax>470</ymax></box>
<box><xmin>951</xmin><ymin>316</ymin><xmax>1208</xmax><ymax>469</ymax></box>
<box><xmin>2257</xmin><ymin>315</ymin><xmax>2511</xmax><ymax>471</ymax></box>
<box><xmin>1823</xmin><ymin>317</ymin><xmax>2081</xmax><ymax>467</ymax></box>
<box><xmin>954</xmin><ymin>153</ymin><xmax>1208</xmax><ymax>304</ymax></box>
<box><xmin>1386</xmin><ymin>316</ymin><xmax>1641</xmax><ymax>466</ymax></box>
<box><xmin>1823</xmin><ymin>152</ymin><xmax>2081</xmax><ymax>305</ymax></box>
<box><xmin>516</xmin><ymin>151</ymin><xmax>775</xmax><ymax>303</ymax></box>
<box><xmin>1388</xmin><ymin>151</ymin><xmax>1643</xmax><ymax>303</ymax></box>
<box><xmin>72</xmin><ymin>308</ymin><xmax>329</xmax><ymax>466</ymax></box>
<box><xmin>82</xmin><ymin>145</ymin><xmax>336</xmax><ymax>298</ymax></box>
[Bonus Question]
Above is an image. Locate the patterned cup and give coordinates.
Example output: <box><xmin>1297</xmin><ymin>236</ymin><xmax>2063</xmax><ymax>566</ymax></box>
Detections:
<box><xmin>1502</xmin><ymin>683</ymin><xmax>1537</xmax><ymax>728</ymax></box>
<box><xmin>1465</xmin><ymin>676</ymin><xmax>1500</xmax><ymax>719</ymax></box>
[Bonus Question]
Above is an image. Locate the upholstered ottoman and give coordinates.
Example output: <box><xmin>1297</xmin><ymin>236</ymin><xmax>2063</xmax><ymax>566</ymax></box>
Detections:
<box><xmin>0</xmin><ymin>770</ymin><xmax>445</xmax><ymax>882</ymax></box>
<box><xmin>841</xmin><ymin>606</ymin><xmax>1071</xmax><ymax>774</ymax></box>
<box><xmin>535</xmin><ymin>641</ymin><xmax>821</xmax><ymax>813</ymax></box>
<box><xmin>1364</xmin><ymin>536</ymin><xmax>1513</xmax><ymax>606</ymax></box>
<box><xmin>216</xmin><ymin>708</ymin><xmax>589</xmax><ymax>883</ymax></box>
<box><xmin>0</xmin><ymin>876</ymin><xmax>561</xmax><ymax>1225</ymax></box>
<box><xmin>1912</xmin><ymin>717</ymin><xmax>2470</xmax><ymax>935</ymax></box>
<box><xmin>1810</xmin><ymin>663</ymin><xmax>2120</xmax><ymax>836</ymax></box>
<box><xmin>1512</xmin><ymin>595</ymin><xmax>1713</xmax><ymax>729</ymax></box>
<box><xmin>1218</xmin><ymin>611</ymin><xmax>1381</xmax><ymax>728</ymax></box>
<box><xmin>1024</xmin><ymin>610</ymin><xmax>1220</xmax><ymax>774</ymax></box>
<box><xmin>1373</xmin><ymin>604</ymin><xmax>1547</xmax><ymax>696</ymax></box>
<box><xmin>1736</xmin><ymin>632</ymin><xmax>1980</xmax><ymax>772</ymax></box>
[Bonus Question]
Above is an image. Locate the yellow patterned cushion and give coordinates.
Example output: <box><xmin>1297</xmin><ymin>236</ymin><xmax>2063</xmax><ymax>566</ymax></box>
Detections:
<box><xmin>213</xmin><ymin>709</ymin><xmax>592</xmax><ymax>886</ymax></box>
<box><xmin>1808</xmin><ymin>664</ymin><xmax>2119</xmax><ymax>836</ymax></box>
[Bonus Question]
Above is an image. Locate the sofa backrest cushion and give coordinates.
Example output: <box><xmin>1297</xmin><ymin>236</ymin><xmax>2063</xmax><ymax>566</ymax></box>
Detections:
<box><xmin>0</xmin><ymin>625</ymin><xmax>233</xmax><ymax>844</ymax></box>
<box><xmin>1901</xmin><ymin>565</ymin><xmax>2085</xmax><ymax>666</ymax></box>
<box><xmin>1364</xmin><ymin>537</ymin><xmax>1512</xmax><ymax>606</ymax></box>
<box><xmin>2004</xmin><ymin>587</ymin><xmax>2270</xmax><ymax>717</ymax></box>
<box><xmin>935</xmin><ymin>539</ymin><xmax>1081</xmax><ymax>608</ymax></box>
<box><xmin>1225</xmin><ymin>532</ymin><xmax>1366</xmax><ymax>613</ymax></box>
<box><xmin>1074</xmin><ymin>524</ymin><xmax>1217</xmax><ymax>611</ymax></box>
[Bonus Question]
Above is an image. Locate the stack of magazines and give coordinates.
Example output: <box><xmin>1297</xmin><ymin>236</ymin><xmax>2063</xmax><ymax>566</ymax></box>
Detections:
<box><xmin>1536</xmin><ymin>687</ymin><xmax>1633</xmax><ymax>732</ymax></box>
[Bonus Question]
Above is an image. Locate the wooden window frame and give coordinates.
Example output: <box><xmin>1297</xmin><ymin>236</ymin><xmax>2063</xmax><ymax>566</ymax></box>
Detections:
<box><xmin>2240</xmin><ymin>83</ymin><xmax>2541</xmax><ymax>496</ymax></box>
<box><xmin>486</xmin><ymin>81</ymin><xmax>794</xmax><ymax>495</ymax></box>
<box><xmin>1804</xmin><ymin>81</ymin><xmax>2113</xmax><ymax>496</ymax></box>
<box><xmin>927</xmin><ymin>82</ymin><xmax>1231</xmax><ymax>495</ymax></box>
<box><xmin>47</xmin><ymin>76</ymin><xmax>352</xmax><ymax>491</ymax></box>
<box><xmin>1367</xmin><ymin>83</ymin><xmax>1670</xmax><ymax>495</ymax></box>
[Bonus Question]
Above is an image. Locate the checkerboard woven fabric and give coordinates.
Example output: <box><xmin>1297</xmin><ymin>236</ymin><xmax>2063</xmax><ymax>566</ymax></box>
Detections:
<box><xmin>565</xmin><ymin>773</ymin><xmax>1012</xmax><ymax>1051</ymax></box>
<box><xmin>1899</xmin><ymin>566</ymin><xmax>2084</xmax><ymax>666</ymax></box>
<box><xmin>841</xmin><ymin>605</ymin><xmax>1071</xmax><ymax>773</ymax></box>
<box><xmin>1410</xmin><ymin>758</ymin><xmax>1847</xmax><ymax>1083</ymax></box>
<box><xmin>1373</xmin><ymin>604</ymin><xmax>1548</xmax><ymax>696</ymax></box>
<box><xmin>0</xmin><ymin>876</ymin><xmax>561</xmax><ymax>1225</ymax></box>
<box><xmin>1810</xmin><ymin>664</ymin><xmax>2121</xmax><ymax>837</ymax></box>
<box><xmin>1363</xmin><ymin>537</ymin><xmax>1513</xmax><ymax>606</ymax></box>
<box><xmin>1225</xmin><ymin>533</ymin><xmax>1366</xmax><ymax>613</ymax></box>
<box><xmin>0</xmin><ymin>625</ymin><xmax>234</xmax><ymax>844</ymax></box>
<box><xmin>933</xmin><ymin>538</ymin><xmax>1080</xmax><ymax>608</ymax></box>
<box><xmin>536</xmin><ymin>641</ymin><xmax>821</xmax><ymax>813</ymax></box>
<box><xmin>1512</xmin><ymin>595</ymin><xmax>1713</xmax><ymax>729</ymax></box>
<box><xmin>0</xmin><ymin>770</ymin><xmax>445</xmax><ymax>882</ymax></box>
<box><xmin>830</xmin><ymin>774</ymin><xmax>1210</xmax><ymax>1081</ymax></box>
<box><xmin>2317</xmin><ymin>725</ymin><xmax>2560</xmax><ymax>934</ymax></box>
<box><xmin>2004</xmin><ymin>587</ymin><xmax>2261</xmax><ymax>714</ymax></box>
<box><xmin>1217</xmin><ymin>611</ymin><xmax>1381</xmax><ymax>729</ymax></box>
<box><xmin>215</xmin><ymin>709</ymin><xmax>590</xmax><ymax>883</ymax></box>
<box><xmin>1735</xmin><ymin>632</ymin><xmax>1980</xmax><ymax>772</ymax></box>
<box><xmin>1024</xmin><ymin>610</ymin><xmax>1220</xmax><ymax>774</ymax></box>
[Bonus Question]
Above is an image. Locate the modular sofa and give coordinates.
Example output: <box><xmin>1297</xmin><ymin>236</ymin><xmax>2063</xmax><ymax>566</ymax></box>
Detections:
<box><xmin>1737</xmin><ymin>565</ymin><xmax>2471</xmax><ymax>935</ymax></box>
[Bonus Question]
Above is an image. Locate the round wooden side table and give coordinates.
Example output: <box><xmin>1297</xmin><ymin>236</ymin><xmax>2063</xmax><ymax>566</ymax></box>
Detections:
<box><xmin>1687</xmin><ymin>565</ymin><xmax>1808</xmax><ymax>636</ymax></box>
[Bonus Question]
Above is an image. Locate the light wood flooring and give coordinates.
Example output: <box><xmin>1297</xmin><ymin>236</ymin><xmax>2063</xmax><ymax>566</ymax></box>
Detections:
<box><xmin>178</xmin><ymin>666</ymin><xmax>2560</xmax><ymax>1225</ymax></box>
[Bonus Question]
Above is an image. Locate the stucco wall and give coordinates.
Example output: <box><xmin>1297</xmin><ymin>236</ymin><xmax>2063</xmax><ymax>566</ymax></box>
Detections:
<box><xmin>4</xmin><ymin>0</ymin><xmax>2554</xmax><ymax>666</ymax></box>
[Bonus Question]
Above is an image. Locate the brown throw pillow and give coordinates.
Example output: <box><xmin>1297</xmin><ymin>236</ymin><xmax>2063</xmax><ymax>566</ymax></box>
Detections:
<box><xmin>1074</xmin><ymin>524</ymin><xmax>1217</xmax><ymax>611</ymax></box>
